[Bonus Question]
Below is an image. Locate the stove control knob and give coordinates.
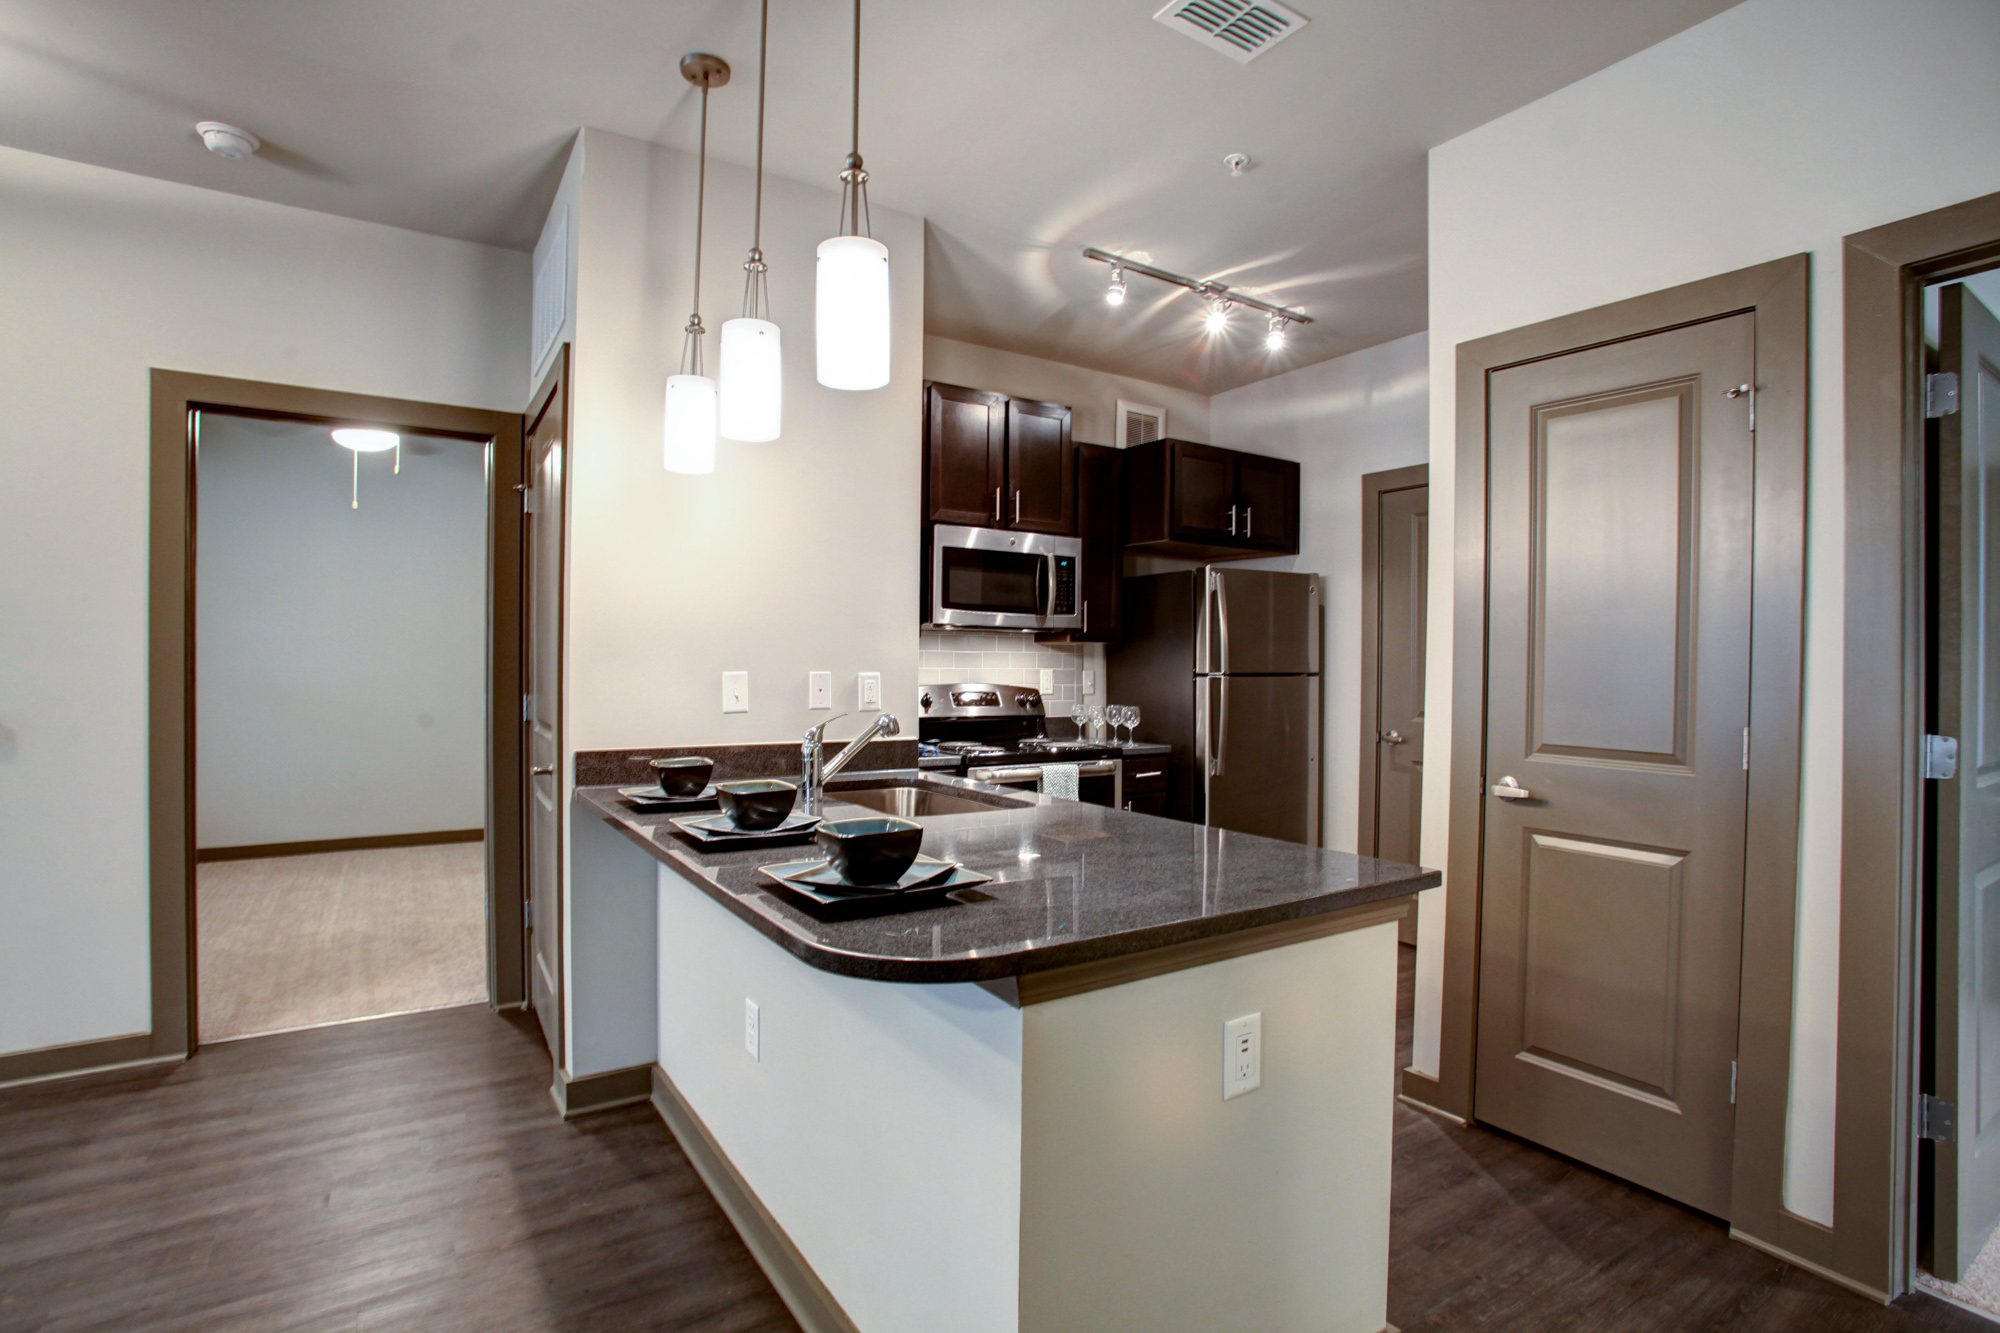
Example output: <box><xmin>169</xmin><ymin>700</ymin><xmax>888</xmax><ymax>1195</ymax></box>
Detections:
<box><xmin>920</xmin><ymin>692</ymin><xmax>932</xmax><ymax>711</ymax></box>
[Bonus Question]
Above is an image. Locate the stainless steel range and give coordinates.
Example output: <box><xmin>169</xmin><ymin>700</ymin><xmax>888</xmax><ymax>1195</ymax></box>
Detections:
<box><xmin>916</xmin><ymin>683</ymin><xmax>1123</xmax><ymax>806</ymax></box>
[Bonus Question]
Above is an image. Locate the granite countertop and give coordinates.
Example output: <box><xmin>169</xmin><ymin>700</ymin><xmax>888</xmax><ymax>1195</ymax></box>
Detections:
<box><xmin>577</xmin><ymin>770</ymin><xmax>1437</xmax><ymax>985</ymax></box>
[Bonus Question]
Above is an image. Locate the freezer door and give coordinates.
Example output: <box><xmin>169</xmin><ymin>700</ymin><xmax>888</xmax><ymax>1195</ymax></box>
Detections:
<box><xmin>1200</xmin><ymin>673</ymin><xmax>1319</xmax><ymax>844</ymax></box>
<box><xmin>1201</xmin><ymin>569</ymin><xmax>1321</xmax><ymax>675</ymax></box>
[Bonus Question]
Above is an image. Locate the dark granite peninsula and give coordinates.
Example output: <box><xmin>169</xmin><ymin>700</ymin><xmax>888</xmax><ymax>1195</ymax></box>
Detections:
<box><xmin>567</xmin><ymin>766</ymin><xmax>1435</xmax><ymax>1333</ymax></box>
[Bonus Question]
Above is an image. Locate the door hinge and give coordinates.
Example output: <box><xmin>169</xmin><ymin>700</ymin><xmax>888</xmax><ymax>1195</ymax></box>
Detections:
<box><xmin>523</xmin><ymin>693</ymin><xmax>534</xmax><ymax>723</ymax></box>
<box><xmin>1730</xmin><ymin>1060</ymin><xmax>1738</xmax><ymax>1105</ymax></box>
<box><xmin>1920</xmin><ymin>1093</ymin><xmax>1958</xmax><ymax>1143</ymax></box>
<box><xmin>1924</xmin><ymin>733</ymin><xmax>1960</xmax><ymax>781</ymax></box>
<box><xmin>1742</xmin><ymin>727</ymin><xmax>1750</xmax><ymax>772</ymax></box>
<box><xmin>1927</xmin><ymin>372</ymin><xmax>1961</xmax><ymax>419</ymax></box>
<box><xmin>524</xmin><ymin>897</ymin><xmax>533</xmax><ymax>932</ymax></box>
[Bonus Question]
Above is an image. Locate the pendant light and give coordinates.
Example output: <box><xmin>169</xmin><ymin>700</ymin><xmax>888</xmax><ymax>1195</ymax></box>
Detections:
<box><xmin>718</xmin><ymin>0</ymin><xmax>782</xmax><ymax>442</ymax></box>
<box><xmin>332</xmin><ymin>426</ymin><xmax>399</xmax><ymax>509</ymax></box>
<box><xmin>664</xmin><ymin>53</ymin><xmax>730</xmax><ymax>475</ymax></box>
<box><xmin>815</xmin><ymin>0</ymin><xmax>890</xmax><ymax>391</ymax></box>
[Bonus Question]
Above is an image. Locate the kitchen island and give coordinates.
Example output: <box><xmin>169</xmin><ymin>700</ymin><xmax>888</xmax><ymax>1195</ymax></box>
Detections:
<box><xmin>573</xmin><ymin>772</ymin><xmax>1435</xmax><ymax>1333</ymax></box>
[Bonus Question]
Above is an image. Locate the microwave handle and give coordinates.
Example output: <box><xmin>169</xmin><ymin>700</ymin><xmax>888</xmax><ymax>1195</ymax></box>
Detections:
<box><xmin>1036</xmin><ymin>557</ymin><xmax>1050</xmax><ymax>616</ymax></box>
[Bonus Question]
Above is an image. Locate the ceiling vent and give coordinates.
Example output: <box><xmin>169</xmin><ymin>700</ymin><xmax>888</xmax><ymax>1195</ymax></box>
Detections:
<box><xmin>1153</xmin><ymin>0</ymin><xmax>1308</xmax><ymax>63</ymax></box>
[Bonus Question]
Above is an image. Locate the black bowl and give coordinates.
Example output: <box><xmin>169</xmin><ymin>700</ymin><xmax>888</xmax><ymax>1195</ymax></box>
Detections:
<box><xmin>716</xmin><ymin>779</ymin><xmax>797</xmax><ymax>831</ymax></box>
<box><xmin>815</xmin><ymin>817</ymin><xmax>924</xmax><ymax>886</ymax></box>
<box><xmin>649</xmin><ymin>755</ymin><xmax>714</xmax><ymax>796</ymax></box>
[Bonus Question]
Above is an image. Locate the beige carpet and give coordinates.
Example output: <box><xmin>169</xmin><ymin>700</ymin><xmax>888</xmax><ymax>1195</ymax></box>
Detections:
<box><xmin>197</xmin><ymin>842</ymin><xmax>487</xmax><ymax>1043</ymax></box>
<box><xmin>1919</xmin><ymin>1222</ymin><xmax>2000</xmax><ymax>1318</ymax></box>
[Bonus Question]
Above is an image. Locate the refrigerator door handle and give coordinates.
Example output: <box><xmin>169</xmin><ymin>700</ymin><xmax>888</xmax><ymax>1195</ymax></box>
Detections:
<box><xmin>1212</xmin><ymin>570</ymin><xmax>1232</xmax><ymax>675</ymax></box>
<box><xmin>1210</xmin><ymin>676</ymin><xmax>1229</xmax><ymax>777</ymax></box>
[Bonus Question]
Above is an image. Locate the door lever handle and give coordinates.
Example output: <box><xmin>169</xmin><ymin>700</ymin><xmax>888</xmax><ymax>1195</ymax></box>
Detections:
<box><xmin>532</xmin><ymin>765</ymin><xmax>554</xmax><ymax>776</ymax></box>
<box><xmin>1383</xmin><ymin>730</ymin><xmax>1405</xmax><ymax>745</ymax></box>
<box><xmin>1490</xmin><ymin>775</ymin><xmax>1531</xmax><ymax>801</ymax></box>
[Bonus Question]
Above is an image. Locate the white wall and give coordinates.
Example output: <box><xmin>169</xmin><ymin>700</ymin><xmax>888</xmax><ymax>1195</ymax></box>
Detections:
<box><xmin>0</xmin><ymin>145</ymin><xmax>526</xmax><ymax>1059</ymax></box>
<box><xmin>196</xmin><ymin>416</ymin><xmax>487</xmax><ymax>848</ymax></box>
<box><xmin>924</xmin><ymin>335</ymin><xmax>1211</xmax><ymax>446</ymax></box>
<box><xmin>1211</xmin><ymin>332</ymin><xmax>1429</xmax><ymax>853</ymax></box>
<box><xmin>1421</xmin><ymin>0</ymin><xmax>2000</xmax><ymax>1225</ymax></box>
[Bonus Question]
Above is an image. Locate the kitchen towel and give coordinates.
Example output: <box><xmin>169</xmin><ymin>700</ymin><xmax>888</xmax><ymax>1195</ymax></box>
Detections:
<box><xmin>1039</xmin><ymin>762</ymin><xmax>1080</xmax><ymax>801</ymax></box>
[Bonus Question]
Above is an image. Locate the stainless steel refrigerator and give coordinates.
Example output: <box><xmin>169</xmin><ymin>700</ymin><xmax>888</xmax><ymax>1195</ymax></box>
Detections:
<box><xmin>1107</xmin><ymin>568</ymin><xmax>1321</xmax><ymax>843</ymax></box>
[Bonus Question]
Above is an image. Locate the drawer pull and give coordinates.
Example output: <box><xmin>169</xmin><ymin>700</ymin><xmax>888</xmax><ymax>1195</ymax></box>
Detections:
<box><xmin>1132</xmin><ymin>770</ymin><xmax>1163</xmax><ymax>780</ymax></box>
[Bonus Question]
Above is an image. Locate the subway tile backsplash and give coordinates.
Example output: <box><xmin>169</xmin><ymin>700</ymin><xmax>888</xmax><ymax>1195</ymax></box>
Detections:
<box><xmin>916</xmin><ymin>630</ymin><xmax>1104</xmax><ymax>708</ymax></box>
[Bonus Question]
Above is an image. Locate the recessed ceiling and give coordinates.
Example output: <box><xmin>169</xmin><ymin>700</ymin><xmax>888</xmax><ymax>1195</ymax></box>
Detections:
<box><xmin>0</xmin><ymin>0</ymin><xmax>1740</xmax><ymax>393</ymax></box>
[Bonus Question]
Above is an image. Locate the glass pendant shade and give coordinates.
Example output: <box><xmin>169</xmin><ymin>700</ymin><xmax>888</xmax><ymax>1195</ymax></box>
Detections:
<box><xmin>718</xmin><ymin>318</ymin><xmax>783</xmax><ymax>442</ymax></box>
<box><xmin>815</xmin><ymin>235</ymin><xmax>891</xmax><ymax>391</ymax></box>
<box><xmin>663</xmin><ymin>373</ymin><xmax>718</xmax><ymax>474</ymax></box>
<box><xmin>332</xmin><ymin>427</ymin><xmax>398</xmax><ymax>452</ymax></box>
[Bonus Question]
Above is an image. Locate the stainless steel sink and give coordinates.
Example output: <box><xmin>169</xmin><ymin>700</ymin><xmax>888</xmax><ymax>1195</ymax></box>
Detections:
<box><xmin>829</xmin><ymin>784</ymin><xmax>1027</xmax><ymax>818</ymax></box>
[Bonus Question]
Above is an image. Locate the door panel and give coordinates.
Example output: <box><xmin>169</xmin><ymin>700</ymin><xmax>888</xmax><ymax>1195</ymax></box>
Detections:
<box><xmin>1172</xmin><ymin>443</ymin><xmax>1238</xmax><ymax>544</ymax></box>
<box><xmin>1006</xmin><ymin>398</ymin><xmax>1074</xmax><ymax>534</ymax></box>
<box><xmin>1236</xmin><ymin>453</ymin><xmax>1298</xmax><ymax>552</ymax></box>
<box><xmin>1930</xmin><ymin>282</ymin><xmax>2000</xmax><ymax>1279</ymax></box>
<box><xmin>1371</xmin><ymin>481</ymin><xmax>1427</xmax><ymax>942</ymax></box>
<box><xmin>1204</xmin><ymin>569</ymin><xmax>1319</xmax><ymax>675</ymax></box>
<box><xmin>525</xmin><ymin>357</ymin><xmax>567</xmax><ymax>1065</ymax></box>
<box><xmin>1475</xmin><ymin>312</ymin><xmax>1754</xmax><ymax>1219</ymax></box>
<box><xmin>1202</xmin><ymin>673</ymin><xmax>1317</xmax><ymax>844</ymax></box>
<box><xmin>926</xmin><ymin>383</ymin><xmax>1005</xmax><ymax>527</ymax></box>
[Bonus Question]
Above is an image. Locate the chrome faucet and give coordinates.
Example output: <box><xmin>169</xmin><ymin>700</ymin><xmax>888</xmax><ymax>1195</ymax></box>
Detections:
<box><xmin>802</xmin><ymin>712</ymin><xmax>900</xmax><ymax>814</ymax></box>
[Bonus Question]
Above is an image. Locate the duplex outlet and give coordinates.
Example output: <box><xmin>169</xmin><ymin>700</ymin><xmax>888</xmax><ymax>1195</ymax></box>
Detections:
<box><xmin>1223</xmin><ymin>1013</ymin><xmax>1261</xmax><ymax>1100</ymax></box>
<box><xmin>858</xmin><ymin>672</ymin><xmax>882</xmax><ymax>711</ymax></box>
<box><xmin>745</xmin><ymin>999</ymin><xmax>761</xmax><ymax>1061</ymax></box>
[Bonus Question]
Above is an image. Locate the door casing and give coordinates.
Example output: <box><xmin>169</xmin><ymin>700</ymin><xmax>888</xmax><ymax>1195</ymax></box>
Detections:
<box><xmin>1411</xmin><ymin>255</ymin><xmax>1809</xmax><ymax>1275</ymax></box>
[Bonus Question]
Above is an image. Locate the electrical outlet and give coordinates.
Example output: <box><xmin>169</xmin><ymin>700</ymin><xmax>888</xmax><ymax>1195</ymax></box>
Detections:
<box><xmin>858</xmin><ymin>672</ymin><xmax>882</xmax><ymax>711</ymax></box>
<box><xmin>1082</xmin><ymin>669</ymin><xmax>1097</xmax><ymax>694</ymax></box>
<box><xmin>722</xmin><ymin>672</ymin><xmax>749</xmax><ymax>714</ymax></box>
<box><xmin>1223</xmin><ymin>1013</ymin><xmax>1261</xmax><ymax>1100</ymax></box>
<box><xmin>808</xmin><ymin>671</ymin><xmax>832</xmax><ymax>710</ymax></box>
<box><xmin>745</xmin><ymin>999</ymin><xmax>760</xmax><ymax>1061</ymax></box>
<box><xmin>1039</xmin><ymin>668</ymin><xmax>1056</xmax><ymax>694</ymax></box>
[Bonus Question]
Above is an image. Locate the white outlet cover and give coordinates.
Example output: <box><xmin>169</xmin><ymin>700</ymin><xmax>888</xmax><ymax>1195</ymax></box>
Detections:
<box><xmin>1039</xmin><ymin>668</ymin><xmax>1056</xmax><ymax>694</ymax></box>
<box><xmin>858</xmin><ymin>671</ymin><xmax>882</xmax><ymax>711</ymax></box>
<box><xmin>809</xmin><ymin>671</ymin><xmax>832</xmax><ymax>710</ymax></box>
<box><xmin>722</xmin><ymin>671</ymin><xmax>749</xmax><ymax>714</ymax></box>
<box><xmin>745</xmin><ymin>998</ymin><xmax>761</xmax><ymax>1061</ymax></box>
<box><xmin>1224</xmin><ymin>1012</ymin><xmax>1262</xmax><ymax>1100</ymax></box>
<box><xmin>1082</xmin><ymin>669</ymin><xmax>1097</xmax><ymax>694</ymax></box>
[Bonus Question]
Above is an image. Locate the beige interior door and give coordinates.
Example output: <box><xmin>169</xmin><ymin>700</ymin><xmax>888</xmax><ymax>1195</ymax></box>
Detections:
<box><xmin>1474</xmin><ymin>313</ymin><xmax>1755</xmax><ymax>1218</ymax></box>
<box><xmin>524</xmin><ymin>352</ymin><xmax>567</xmax><ymax>1064</ymax></box>
<box><xmin>1928</xmin><ymin>282</ymin><xmax>2000</xmax><ymax>1280</ymax></box>
<box><xmin>1369</xmin><ymin>477</ymin><xmax>1427</xmax><ymax>942</ymax></box>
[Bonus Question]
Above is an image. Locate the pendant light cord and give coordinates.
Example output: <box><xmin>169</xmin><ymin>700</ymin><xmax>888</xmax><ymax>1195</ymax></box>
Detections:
<box><xmin>681</xmin><ymin>77</ymin><xmax>712</xmax><ymax>375</ymax></box>
<box><xmin>741</xmin><ymin>0</ymin><xmax>770</xmax><ymax>321</ymax></box>
<box><xmin>836</xmin><ymin>0</ymin><xmax>872</xmax><ymax>238</ymax></box>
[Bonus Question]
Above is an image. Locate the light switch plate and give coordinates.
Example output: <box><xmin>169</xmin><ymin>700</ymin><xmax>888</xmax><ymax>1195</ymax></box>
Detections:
<box><xmin>808</xmin><ymin>671</ymin><xmax>832</xmax><ymax>710</ymax></box>
<box><xmin>1223</xmin><ymin>1012</ymin><xmax>1262</xmax><ymax>1100</ymax></box>
<box><xmin>858</xmin><ymin>672</ymin><xmax>882</xmax><ymax>711</ymax></box>
<box><xmin>722</xmin><ymin>671</ymin><xmax>749</xmax><ymax>714</ymax></box>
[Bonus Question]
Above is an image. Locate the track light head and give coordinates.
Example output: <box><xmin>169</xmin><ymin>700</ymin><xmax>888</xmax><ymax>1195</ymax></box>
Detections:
<box><xmin>1204</xmin><ymin>297</ymin><xmax>1231</xmax><ymax>334</ymax></box>
<box><xmin>1106</xmin><ymin>266</ymin><xmax>1127</xmax><ymax>306</ymax></box>
<box><xmin>1266</xmin><ymin>315</ymin><xmax>1288</xmax><ymax>350</ymax></box>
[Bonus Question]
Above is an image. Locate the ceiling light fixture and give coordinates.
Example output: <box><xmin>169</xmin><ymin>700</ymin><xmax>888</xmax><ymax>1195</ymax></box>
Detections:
<box><xmin>718</xmin><ymin>0</ymin><xmax>781</xmax><ymax>443</ymax></box>
<box><xmin>815</xmin><ymin>0</ymin><xmax>890</xmax><ymax>391</ymax></box>
<box><xmin>195</xmin><ymin>121</ymin><xmax>260</xmax><ymax>160</ymax></box>
<box><xmin>664</xmin><ymin>53</ymin><xmax>730</xmax><ymax>475</ymax></box>
<box><xmin>331</xmin><ymin>427</ymin><xmax>401</xmax><ymax>510</ymax></box>
<box><xmin>1084</xmin><ymin>246</ymin><xmax>1311</xmax><ymax>348</ymax></box>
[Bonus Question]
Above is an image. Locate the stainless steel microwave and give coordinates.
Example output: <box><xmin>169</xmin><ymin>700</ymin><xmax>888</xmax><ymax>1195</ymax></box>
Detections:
<box><xmin>926</xmin><ymin>524</ymin><xmax>1083</xmax><ymax>631</ymax></box>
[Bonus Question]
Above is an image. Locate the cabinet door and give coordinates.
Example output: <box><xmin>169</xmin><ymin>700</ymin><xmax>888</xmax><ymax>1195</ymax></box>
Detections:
<box><xmin>1006</xmin><ymin>398</ymin><xmax>1074</xmax><ymax>534</ymax></box>
<box><xmin>926</xmin><ymin>383</ymin><xmax>1006</xmax><ymax>527</ymax></box>
<box><xmin>1169</xmin><ymin>442</ymin><xmax>1239</xmax><ymax>544</ymax></box>
<box><xmin>1074</xmin><ymin>443</ymin><xmax>1120</xmax><ymax>640</ymax></box>
<box><xmin>1236</xmin><ymin>453</ymin><xmax>1299</xmax><ymax>552</ymax></box>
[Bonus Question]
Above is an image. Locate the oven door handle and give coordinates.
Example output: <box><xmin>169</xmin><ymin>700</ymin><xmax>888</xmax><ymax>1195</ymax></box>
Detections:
<box><xmin>967</xmin><ymin>761</ymin><xmax>1118</xmax><ymax>784</ymax></box>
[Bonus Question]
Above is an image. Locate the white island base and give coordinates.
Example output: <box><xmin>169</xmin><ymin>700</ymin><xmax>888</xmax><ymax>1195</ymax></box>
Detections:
<box><xmin>652</xmin><ymin>866</ymin><xmax>1404</xmax><ymax>1333</ymax></box>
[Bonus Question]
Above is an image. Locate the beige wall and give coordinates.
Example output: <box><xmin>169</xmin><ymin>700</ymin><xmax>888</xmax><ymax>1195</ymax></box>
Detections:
<box><xmin>923</xmin><ymin>335</ymin><xmax>1210</xmax><ymax>445</ymax></box>
<box><xmin>0</xmin><ymin>145</ymin><xmax>526</xmax><ymax>1059</ymax></box>
<box><xmin>1421</xmin><ymin>0</ymin><xmax>2000</xmax><ymax>1224</ymax></box>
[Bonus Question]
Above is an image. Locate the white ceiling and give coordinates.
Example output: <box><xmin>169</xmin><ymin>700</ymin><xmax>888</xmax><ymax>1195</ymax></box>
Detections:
<box><xmin>0</xmin><ymin>0</ymin><xmax>1739</xmax><ymax>393</ymax></box>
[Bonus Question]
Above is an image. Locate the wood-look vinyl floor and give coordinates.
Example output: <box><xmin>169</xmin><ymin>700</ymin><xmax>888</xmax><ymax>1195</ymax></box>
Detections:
<box><xmin>197</xmin><ymin>843</ymin><xmax>487</xmax><ymax>1043</ymax></box>
<box><xmin>0</xmin><ymin>1006</ymin><xmax>797</xmax><ymax>1333</ymax></box>
<box><xmin>1388</xmin><ymin>944</ymin><xmax>1992</xmax><ymax>1332</ymax></box>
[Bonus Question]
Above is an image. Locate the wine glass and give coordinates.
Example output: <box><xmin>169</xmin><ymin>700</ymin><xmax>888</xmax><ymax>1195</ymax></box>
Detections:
<box><xmin>1088</xmin><ymin>704</ymin><xmax>1106</xmax><ymax>743</ymax></box>
<box><xmin>1125</xmin><ymin>704</ymin><xmax>1142</xmax><ymax>746</ymax></box>
<box><xmin>1070</xmin><ymin>701</ymin><xmax>1090</xmax><ymax>742</ymax></box>
<box><xmin>1112</xmin><ymin>705</ymin><xmax>1133</xmax><ymax>746</ymax></box>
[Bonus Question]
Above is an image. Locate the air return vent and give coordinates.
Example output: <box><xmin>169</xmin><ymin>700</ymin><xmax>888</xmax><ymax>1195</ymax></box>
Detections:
<box><xmin>1119</xmin><ymin>399</ymin><xmax>1166</xmax><ymax>447</ymax></box>
<box><xmin>1153</xmin><ymin>0</ymin><xmax>1308</xmax><ymax>63</ymax></box>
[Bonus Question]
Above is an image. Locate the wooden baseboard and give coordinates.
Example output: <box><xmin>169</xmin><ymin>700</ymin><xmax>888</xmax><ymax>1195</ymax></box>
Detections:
<box><xmin>1729</xmin><ymin>1226</ymin><xmax>1891</xmax><ymax>1305</ymax></box>
<box><xmin>0</xmin><ymin>1032</ymin><xmax>180</xmax><ymax>1090</ymax></box>
<box><xmin>549</xmin><ymin>1063</ymin><xmax>653</xmax><ymax>1119</ymax></box>
<box><xmin>197</xmin><ymin>828</ymin><xmax>484</xmax><ymax>862</ymax></box>
<box><xmin>650</xmin><ymin>1066</ymin><xmax>859</xmax><ymax>1333</ymax></box>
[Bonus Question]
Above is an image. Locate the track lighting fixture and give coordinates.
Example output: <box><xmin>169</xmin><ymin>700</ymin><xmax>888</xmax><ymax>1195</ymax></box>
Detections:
<box><xmin>1083</xmin><ymin>247</ymin><xmax>1310</xmax><ymax>352</ymax></box>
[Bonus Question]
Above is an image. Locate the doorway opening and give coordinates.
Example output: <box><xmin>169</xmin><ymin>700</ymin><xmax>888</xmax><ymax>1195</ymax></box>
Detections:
<box><xmin>148</xmin><ymin>372</ymin><xmax>526</xmax><ymax>1061</ymax></box>
<box><xmin>1359</xmin><ymin>463</ymin><xmax>1428</xmax><ymax>946</ymax></box>
<box><xmin>192</xmin><ymin>412</ymin><xmax>490</xmax><ymax>1042</ymax></box>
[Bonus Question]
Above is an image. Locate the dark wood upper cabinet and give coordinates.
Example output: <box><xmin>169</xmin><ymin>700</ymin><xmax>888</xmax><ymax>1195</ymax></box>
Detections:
<box><xmin>923</xmin><ymin>381</ymin><xmax>1074</xmax><ymax>535</ymax></box>
<box><xmin>1123</xmin><ymin>438</ymin><xmax>1301</xmax><ymax>560</ymax></box>
<box><xmin>1004</xmin><ymin>398</ymin><xmax>1075</xmax><ymax>535</ymax></box>
<box><xmin>925</xmin><ymin>383</ymin><xmax>1006</xmax><ymax>527</ymax></box>
<box><xmin>1039</xmin><ymin>442</ymin><xmax>1121</xmax><ymax>644</ymax></box>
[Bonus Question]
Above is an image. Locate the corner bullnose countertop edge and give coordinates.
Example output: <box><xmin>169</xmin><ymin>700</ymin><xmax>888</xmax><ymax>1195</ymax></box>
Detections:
<box><xmin>577</xmin><ymin>770</ymin><xmax>1439</xmax><ymax>985</ymax></box>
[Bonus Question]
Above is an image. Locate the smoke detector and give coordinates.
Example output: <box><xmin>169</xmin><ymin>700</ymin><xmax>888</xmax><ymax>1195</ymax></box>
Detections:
<box><xmin>195</xmin><ymin>121</ymin><xmax>260</xmax><ymax>160</ymax></box>
<box><xmin>1153</xmin><ymin>0</ymin><xmax>1309</xmax><ymax>64</ymax></box>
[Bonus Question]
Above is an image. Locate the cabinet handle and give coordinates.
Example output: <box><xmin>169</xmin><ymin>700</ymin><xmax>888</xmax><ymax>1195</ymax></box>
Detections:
<box><xmin>993</xmin><ymin>487</ymin><xmax>1002</xmax><ymax>523</ymax></box>
<box><xmin>1133</xmin><ymin>770</ymin><xmax>1163</xmax><ymax>779</ymax></box>
<box><xmin>1013</xmin><ymin>490</ymin><xmax>1021</xmax><ymax>524</ymax></box>
<box><xmin>1228</xmin><ymin>504</ymin><xmax>1238</xmax><ymax>536</ymax></box>
<box><xmin>1082</xmin><ymin>600</ymin><xmax>1089</xmax><ymax>635</ymax></box>
<box><xmin>1245</xmin><ymin>506</ymin><xmax>1253</xmax><ymax>538</ymax></box>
